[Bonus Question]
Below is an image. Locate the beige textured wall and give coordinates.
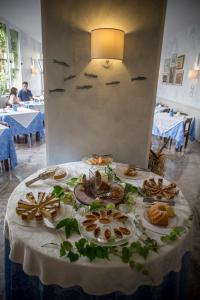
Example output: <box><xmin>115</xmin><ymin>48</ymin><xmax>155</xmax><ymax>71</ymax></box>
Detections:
<box><xmin>41</xmin><ymin>0</ymin><xmax>166</xmax><ymax>166</ymax></box>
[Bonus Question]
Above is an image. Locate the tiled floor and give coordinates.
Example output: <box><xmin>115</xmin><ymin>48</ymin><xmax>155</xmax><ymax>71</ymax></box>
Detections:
<box><xmin>0</xmin><ymin>139</ymin><xmax>200</xmax><ymax>298</ymax></box>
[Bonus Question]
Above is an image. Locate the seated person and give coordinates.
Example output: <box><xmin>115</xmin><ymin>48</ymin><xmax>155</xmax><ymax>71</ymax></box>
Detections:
<box><xmin>6</xmin><ymin>87</ymin><xmax>22</xmax><ymax>107</ymax></box>
<box><xmin>18</xmin><ymin>81</ymin><xmax>33</xmax><ymax>102</ymax></box>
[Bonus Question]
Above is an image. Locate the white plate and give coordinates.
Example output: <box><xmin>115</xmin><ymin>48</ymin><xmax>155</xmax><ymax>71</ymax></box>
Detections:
<box><xmin>44</xmin><ymin>169</ymin><xmax>69</xmax><ymax>186</ymax></box>
<box><xmin>142</xmin><ymin>207</ymin><xmax>186</xmax><ymax>234</ymax></box>
<box><xmin>43</xmin><ymin>203</ymin><xmax>68</xmax><ymax>228</ymax></box>
<box><xmin>115</xmin><ymin>166</ymin><xmax>150</xmax><ymax>181</ymax></box>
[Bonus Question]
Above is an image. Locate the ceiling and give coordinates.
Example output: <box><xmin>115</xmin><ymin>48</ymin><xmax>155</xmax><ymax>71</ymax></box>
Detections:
<box><xmin>0</xmin><ymin>0</ymin><xmax>42</xmax><ymax>43</ymax></box>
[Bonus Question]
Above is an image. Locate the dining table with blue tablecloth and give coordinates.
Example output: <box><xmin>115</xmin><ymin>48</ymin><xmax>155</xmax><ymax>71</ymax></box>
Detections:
<box><xmin>0</xmin><ymin>107</ymin><xmax>44</xmax><ymax>139</ymax></box>
<box><xmin>0</xmin><ymin>124</ymin><xmax>17</xmax><ymax>168</ymax></box>
<box><xmin>152</xmin><ymin>112</ymin><xmax>195</xmax><ymax>150</ymax></box>
<box><xmin>4</xmin><ymin>161</ymin><xmax>192</xmax><ymax>300</ymax></box>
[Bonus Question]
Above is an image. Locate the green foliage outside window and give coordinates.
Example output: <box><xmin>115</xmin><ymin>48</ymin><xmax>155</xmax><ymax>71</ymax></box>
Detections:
<box><xmin>0</xmin><ymin>23</ymin><xmax>20</xmax><ymax>95</ymax></box>
<box><xmin>9</xmin><ymin>29</ymin><xmax>19</xmax><ymax>84</ymax></box>
<box><xmin>0</xmin><ymin>22</ymin><xmax>9</xmax><ymax>95</ymax></box>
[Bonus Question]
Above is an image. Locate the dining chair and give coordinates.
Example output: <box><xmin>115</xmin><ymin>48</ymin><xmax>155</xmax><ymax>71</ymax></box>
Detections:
<box><xmin>180</xmin><ymin>118</ymin><xmax>193</xmax><ymax>151</ymax></box>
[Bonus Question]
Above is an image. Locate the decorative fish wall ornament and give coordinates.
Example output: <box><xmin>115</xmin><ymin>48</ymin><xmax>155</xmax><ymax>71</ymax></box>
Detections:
<box><xmin>53</xmin><ymin>59</ymin><xmax>70</xmax><ymax>67</ymax></box>
<box><xmin>131</xmin><ymin>76</ymin><xmax>147</xmax><ymax>81</ymax></box>
<box><xmin>84</xmin><ymin>72</ymin><xmax>98</xmax><ymax>78</ymax></box>
<box><xmin>76</xmin><ymin>85</ymin><xmax>93</xmax><ymax>89</ymax></box>
<box><xmin>64</xmin><ymin>75</ymin><xmax>76</xmax><ymax>81</ymax></box>
<box><xmin>105</xmin><ymin>81</ymin><xmax>120</xmax><ymax>85</ymax></box>
<box><xmin>49</xmin><ymin>88</ymin><xmax>65</xmax><ymax>93</ymax></box>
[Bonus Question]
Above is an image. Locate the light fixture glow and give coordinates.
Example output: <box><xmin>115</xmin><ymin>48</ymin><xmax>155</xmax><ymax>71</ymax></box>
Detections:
<box><xmin>91</xmin><ymin>28</ymin><xmax>124</xmax><ymax>67</ymax></box>
<box><xmin>188</xmin><ymin>69</ymin><xmax>199</xmax><ymax>80</ymax></box>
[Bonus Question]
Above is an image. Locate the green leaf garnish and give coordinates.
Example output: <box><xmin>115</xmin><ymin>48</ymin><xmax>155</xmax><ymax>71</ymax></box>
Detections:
<box><xmin>104</xmin><ymin>165</ymin><xmax>121</xmax><ymax>183</ymax></box>
<box><xmin>66</xmin><ymin>176</ymin><xmax>82</xmax><ymax>188</ymax></box>
<box><xmin>89</xmin><ymin>199</ymin><xmax>104</xmax><ymax>211</ymax></box>
<box><xmin>67</xmin><ymin>251</ymin><xmax>79</xmax><ymax>262</ymax></box>
<box><xmin>52</xmin><ymin>185</ymin><xmax>65</xmax><ymax>198</ymax></box>
<box><xmin>56</xmin><ymin>218</ymin><xmax>80</xmax><ymax>238</ymax></box>
<box><xmin>124</xmin><ymin>183</ymin><xmax>138</xmax><ymax>194</ymax></box>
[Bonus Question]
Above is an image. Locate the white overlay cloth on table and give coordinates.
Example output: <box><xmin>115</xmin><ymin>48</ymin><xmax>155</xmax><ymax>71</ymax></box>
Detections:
<box><xmin>0</xmin><ymin>123</ymin><xmax>7</xmax><ymax>136</ymax></box>
<box><xmin>24</xmin><ymin>101</ymin><xmax>44</xmax><ymax>113</ymax></box>
<box><xmin>153</xmin><ymin>113</ymin><xmax>186</xmax><ymax>134</ymax></box>
<box><xmin>4</xmin><ymin>107</ymin><xmax>39</xmax><ymax>128</ymax></box>
<box><xmin>4</xmin><ymin>162</ymin><xmax>192</xmax><ymax>295</ymax></box>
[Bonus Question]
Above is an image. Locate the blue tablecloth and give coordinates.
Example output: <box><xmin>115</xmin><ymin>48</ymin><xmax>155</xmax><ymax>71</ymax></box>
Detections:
<box><xmin>2</xmin><ymin>112</ymin><xmax>44</xmax><ymax>138</ymax></box>
<box><xmin>4</xmin><ymin>239</ymin><xmax>191</xmax><ymax>300</ymax></box>
<box><xmin>152</xmin><ymin>114</ymin><xmax>195</xmax><ymax>149</ymax></box>
<box><xmin>0</xmin><ymin>126</ymin><xmax>17</xmax><ymax>168</ymax></box>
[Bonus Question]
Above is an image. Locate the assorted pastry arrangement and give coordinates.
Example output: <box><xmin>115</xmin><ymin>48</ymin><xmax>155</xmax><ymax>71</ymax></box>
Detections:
<box><xmin>81</xmin><ymin>209</ymin><xmax>132</xmax><ymax>242</ymax></box>
<box><xmin>147</xmin><ymin>202</ymin><xmax>175</xmax><ymax>226</ymax></box>
<box><xmin>16</xmin><ymin>160</ymin><xmax>183</xmax><ymax>236</ymax></box>
<box><xmin>85</xmin><ymin>154</ymin><xmax>113</xmax><ymax>165</ymax></box>
<box><xmin>141</xmin><ymin>178</ymin><xmax>179</xmax><ymax>200</ymax></box>
<box><xmin>74</xmin><ymin>170</ymin><xmax>124</xmax><ymax>205</ymax></box>
<box><xmin>16</xmin><ymin>192</ymin><xmax>60</xmax><ymax>221</ymax></box>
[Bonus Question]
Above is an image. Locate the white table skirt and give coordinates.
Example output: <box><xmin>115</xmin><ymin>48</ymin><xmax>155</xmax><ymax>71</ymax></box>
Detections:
<box><xmin>4</xmin><ymin>162</ymin><xmax>192</xmax><ymax>295</ymax></box>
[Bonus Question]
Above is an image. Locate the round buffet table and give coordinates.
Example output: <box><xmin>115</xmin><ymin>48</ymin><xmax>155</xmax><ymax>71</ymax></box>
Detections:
<box><xmin>4</xmin><ymin>162</ymin><xmax>192</xmax><ymax>300</ymax></box>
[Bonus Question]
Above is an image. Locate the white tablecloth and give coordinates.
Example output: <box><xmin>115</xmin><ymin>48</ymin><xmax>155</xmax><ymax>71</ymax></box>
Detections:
<box><xmin>153</xmin><ymin>112</ymin><xmax>186</xmax><ymax>134</ymax></box>
<box><xmin>4</xmin><ymin>162</ymin><xmax>192</xmax><ymax>295</ymax></box>
<box><xmin>23</xmin><ymin>101</ymin><xmax>44</xmax><ymax>113</ymax></box>
<box><xmin>0</xmin><ymin>107</ymin><xmax>39</xmax><ymax>128</ymax></box>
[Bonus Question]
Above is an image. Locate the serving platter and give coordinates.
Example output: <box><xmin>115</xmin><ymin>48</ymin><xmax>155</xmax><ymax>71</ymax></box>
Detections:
<box><xmin>79</xmin><ymin>209</ymin><xmax>134</xmax><ymax>246</ymax></box>
<box><xmin>142</xmin><ymin>207</ymin><xmax>184</xmax><ymax>234</ymax></box>
<box><xmin>74</xmin><ymin>182</ymin><xmax>124</xmax><ymax>205</ymax></box>
<box><xmin>82</xmin><ymin>155</ymin><xmax>113</xmax><ymax>166</ymax></box>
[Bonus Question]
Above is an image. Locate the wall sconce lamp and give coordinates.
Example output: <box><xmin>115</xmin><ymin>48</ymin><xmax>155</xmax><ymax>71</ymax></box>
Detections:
<box><xmin>31</xmin><ymin>58</ymin><xmax>39</xmax><ymax>75</ymax></box>
<box><xmin>188</xmin><ymin>69</ymin><xmax>199</xmax><ymax>80</ymax></box>
<box><xmin>188</xmin><ymin>69</ymin><xmax>199</xmax><ymax>96</ymax></box>
<box><xmin>91</xmin><ymin>28</ymin><xmax>124</xmax><ymax>68</ymax></box>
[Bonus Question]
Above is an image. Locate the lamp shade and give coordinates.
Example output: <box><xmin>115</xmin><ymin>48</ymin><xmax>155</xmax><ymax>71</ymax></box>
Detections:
<box><xmin>91</xmin><ymin>28</ymin><xmax>124</xmax><ymax>60</ymax></box>
<box><xmin>188</xmin><ymin>69</ymin><xmax>198</xmax><ymax>80</ymax></box>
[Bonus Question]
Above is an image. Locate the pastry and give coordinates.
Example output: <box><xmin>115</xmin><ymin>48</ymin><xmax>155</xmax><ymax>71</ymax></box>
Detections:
<box><xmin>104</xmin><ymin>229</ymin><xmax>111</xmax><ymax>240</ymax></box>
<box><xmin>86</xmin><ymin>155</ymin><xmax>113</xmax><ymax>165</ymax></box>
<box><xmin>94</xmin><ymin>227</ymin><xmax>101</xmax><ymax>238</ymax></box>
<box><xmin>114</xmin><ymin>228</ymin><xmax>123</xmax><ymax>238</ymax></box>
<box><xmin>147</xmin><ymin>202</ymin><xmax>175</xmax><ymax>226</ymax></box>
<box><xmin>53</xmin><ymin>168</ymin><xmax>67</xmax><ymax>180</ymax></box>
<box><xmin>86</xmin><ymin>223</ymin><xmax>97</xmax><ymax>231</ymax></box>
<box><xmin>142</xmin><ymin>178</ymin><xmax>179</xmax><ymax>200</ymax></box>
<box><xmin>16</xmin><ymin>192</ymin><xmax>60</xmax><ymax>222</ymax></box>
<box><xmin>119</xmin><ymin>227</ymin><xmax>131</xmax><ymax>235</ymax></box>
<box><xmin>124</xmin><ymin>167</ymin><xmax>137</xmax><ymax>177</ymax></box>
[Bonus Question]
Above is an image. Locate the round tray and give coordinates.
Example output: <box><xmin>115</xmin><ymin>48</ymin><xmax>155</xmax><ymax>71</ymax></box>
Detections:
<box><xmin>74</xmin><ymin>183</ymin><xmax>124</xmax><ymax>205</ymax></box>
<box><xmin>79</xmin><ymin>210</ymin><xmax>134</xmax><ymax>246</ymax></box>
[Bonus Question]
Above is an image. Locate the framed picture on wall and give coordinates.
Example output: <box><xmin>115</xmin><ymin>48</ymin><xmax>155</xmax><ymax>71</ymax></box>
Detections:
<box><xmin>170</xmin><ymin>53</ymin><xmax>177</xmax><ymax>66</ymax></box>
<box><xmin>162</xmin><ymin>73</ymin><xmax>169</xmax><ymax>84</ymax></box>
<box><xmin>175</xmin><ymin>70</ymin><xmax>184</xmax><ymax>85</ymax></box>
<box><xmin>169</xmin><ymin>67</ymin><xmax>176</xmax><ymax>84</ymax></box>
<box><xmin>164</xmin><ymin>58</ymin><xmax>171</xmax><ymax>72</ymax></box>
<box><xmin>176</xmin><ymin>55</ymin><xmax>185</xmax><ymax>69</ymax></box>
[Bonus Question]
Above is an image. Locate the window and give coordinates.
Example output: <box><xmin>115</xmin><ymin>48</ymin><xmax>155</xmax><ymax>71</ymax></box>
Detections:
<box><xmin>0</xmin><ymin>22</ymin><xmax>9</xmax><ymax>94</ymax></box>
<box><xmin>0</xmin><ymin>21</ymin><xmax>21</xmax><ymax>95</ymax></box>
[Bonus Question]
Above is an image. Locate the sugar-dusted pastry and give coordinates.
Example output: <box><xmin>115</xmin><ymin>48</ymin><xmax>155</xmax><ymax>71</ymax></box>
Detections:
<box><xmin>16</xmin><ymin>192</ymin><xmax>60</xmax><ymax>222</ymax></box>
